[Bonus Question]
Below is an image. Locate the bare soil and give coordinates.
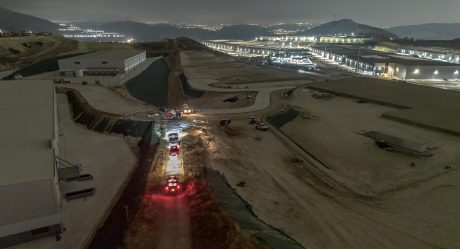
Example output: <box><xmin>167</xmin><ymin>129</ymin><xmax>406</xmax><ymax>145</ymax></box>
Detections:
<box><xmin>187</xmin><ymin>92</ymin><xmax>257</xmax><ymax>110</ymax></box>
<box><xmin>206</xmin><ymin>118</ymin><xmax>460</xmax><ymax>249</ymax></box>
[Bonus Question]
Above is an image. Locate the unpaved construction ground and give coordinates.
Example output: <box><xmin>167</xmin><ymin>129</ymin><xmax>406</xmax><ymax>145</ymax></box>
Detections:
<box><xmin>181</xmin><ymin>50</ymin><xmax>309</xmax><ymax>85</ymax></box>
<box><xmin>206</xmin><ymin>119</ymin><xmax>460</xmax><ymax>249</ymax></box>
<box><xmin>187</xmin><ymin>91</ymin><xmax>257</xmax><ymax>109</ymax></box>
<box><xmin>9</xmin><ymin>37</ymin><xmax>460</xmax><ymax>249</ymax></box>
<box><xmin>177</xmin><ymin>47</ymin><xmax>460</xmax><ymax>249</ymax></box>
<box><xmin>284</xmin><ymin>88</ymin><xmax>460</xmax><ymax>194</ymax></box>
<box><xmin>307</xmin><ymin>78</ymin><xmax>460</xmax><ymax>135</ymax></box>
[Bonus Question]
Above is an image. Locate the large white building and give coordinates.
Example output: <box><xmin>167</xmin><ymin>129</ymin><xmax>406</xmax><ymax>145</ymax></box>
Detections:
<box><xmin>58</xmin><ymin>49</ymin><xmax>146</xmax><ymax>77</ymax></box>
<box><xmin>257</xmin><ymin>35</ymin><xmax>372</xmax><ymax>44</ymax></box>
<box><xmin>0</xmin><ymin>80</ymin><xmax>62</xmax><ymax>248</ymax></box>
<box><xmin>310</xmin><ymin>45</ymin><xmax>460</xmax><ymax>80</ymax></box>
<box><xmin>398</xmin><ymin>47</ymin><xmax>460</xmax><ymax>65</ymax></box>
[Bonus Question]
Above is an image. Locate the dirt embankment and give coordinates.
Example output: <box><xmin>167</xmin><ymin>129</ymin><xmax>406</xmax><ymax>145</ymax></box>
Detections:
<box><xmin>0</xmin><ymin>35</ymin><xmax>77</xmax><ymax>71</ymax></box>
<box><xmin>181</xmin><ymin>131</ymin><xmax>269</xmax><ymax>249</ymax></box>
<box><xmin>123</xmin><ymin>142</ymin><xmax>168</xmax><ymax>249</ymax></box>
<box><xmin>61</xmin><ymin>88</ymin><xmax>151</xmax><ymax>137</ymax></box>
<box><xmin>87</xmin><ymin>128</ymin><xmax>159</xmax><ymax>249</ymax></box>
<box><xmin>166</xmin><ymin>39</ymin><xmax>185</xmax><ymax>108</ymax></box>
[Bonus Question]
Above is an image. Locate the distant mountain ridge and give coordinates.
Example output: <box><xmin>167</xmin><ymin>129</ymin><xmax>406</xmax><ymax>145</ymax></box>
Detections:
<box><xmin>95</xmin><ymin>22</ymin><xmax>270</xmax><ymax>41</ymax></box>
<box><xmin>0</xmin><ymin>6</ymin><xmax>58</xmax><ymax>32</ymax></box>
<box><xmin>387</xmin><ymin>23</ymin><xmax>460</xmax><ymax>40</ymax></box>
<box><xmin>94</xmin><ymin>20</ymin><xmax>398</xmax><ymax>41</ymax></box>
<box><xmin>299</xmin><ymin>19</ymin><xmax>397</xmax><ymax>39</ymax></box>
<box><xmin>0</xmin><ymin>6</ymin><xmax>398</xmax><ymax>41</ymax></box>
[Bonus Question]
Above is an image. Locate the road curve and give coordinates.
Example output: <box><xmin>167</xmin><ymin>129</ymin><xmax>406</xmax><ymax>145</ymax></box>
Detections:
<box><xmin>187</xmin><ymin>78</ymin><xmax>308</xmax><ymax>114</ymax></box>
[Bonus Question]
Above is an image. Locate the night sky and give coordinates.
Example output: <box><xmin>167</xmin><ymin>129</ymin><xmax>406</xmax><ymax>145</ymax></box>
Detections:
<box><xmin>0</xmin><ymin>0</ymin><xmax>459</xmax><ymax>26</ymax></box>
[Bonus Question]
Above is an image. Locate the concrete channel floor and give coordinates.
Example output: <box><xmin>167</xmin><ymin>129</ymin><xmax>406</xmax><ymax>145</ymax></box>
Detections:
<box><xmin>9</xmin><ymin>94</ymin><xmax>137</xmax><ymax>249</ymax></box>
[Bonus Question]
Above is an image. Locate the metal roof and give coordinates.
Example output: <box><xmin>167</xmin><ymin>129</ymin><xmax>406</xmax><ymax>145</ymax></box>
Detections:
<box><xmin>0</xmin><ymin>80</ymin><xmax>55</xmax><ymax>185</ymax></box>
<box><xmin>59</xmin><ymin>49</ymin><xmax>145</xmax><ymax>61</ymax></box>
<box><xmin>312</xmin><ymin>45</ymin><xmax>458</xmax><ymax>66</ymax></box>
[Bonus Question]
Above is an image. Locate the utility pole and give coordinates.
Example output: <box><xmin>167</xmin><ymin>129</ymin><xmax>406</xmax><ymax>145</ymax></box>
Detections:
<box><xmin>324</xmin><ymin>45</ymin><xmax>327</xmax><ymax>62</ymax></box>
<box><xmin>355</xmin><ymin>46</ymin><xmax>361</xmax><ymax>74</ymax></box>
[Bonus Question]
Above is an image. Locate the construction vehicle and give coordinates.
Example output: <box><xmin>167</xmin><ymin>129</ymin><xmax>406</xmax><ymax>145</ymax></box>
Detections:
<box><xmin>182</xmin><ymin>104</ymin><xmax>196</xmax><ymax>115</ymax></box>
<box><xmin>219</xmin><ymin>119</ymin><xmax>232</xmax><ymax>127</ymax></box>
<box><xmin>255</xmin><ymin>122</ymin><xmax>269</xmax><ymax>131</ymax></box>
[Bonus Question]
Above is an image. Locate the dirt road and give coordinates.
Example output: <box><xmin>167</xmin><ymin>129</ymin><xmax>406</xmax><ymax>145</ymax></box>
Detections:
<box><xmin>156</xmin><ymin>195</ymin><xmax>192</xmax><ymax>249</ymax></box>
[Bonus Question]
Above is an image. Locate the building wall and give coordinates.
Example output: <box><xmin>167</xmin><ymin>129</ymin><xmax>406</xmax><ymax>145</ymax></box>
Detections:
<box><xmin>392</xmin><ymin>64</ymin><xmax>407</xmax><ymax>79</ymax></box>
<box><xmin>124</xmin><ymin>51</ymin><xmax>147</xmax><ymax>72</ymax></box>
<box><xmin>59</xmin><ymin>58</ymin><xmax>125</xmax><ymax>73</ymax></box>
<box><xmin>318</xmin><ymin>36</ymin><xmax>371</xmax><ymax>44</ymax></box>
<box><xmin>399</xmin><ymin>48</ymin><xmax>460</xmax><ymax>65</ymax></box>
<box><xmin>403</xmin><ymin>65</ymin><xmax>460</xmax><ymax>80</ymax></box>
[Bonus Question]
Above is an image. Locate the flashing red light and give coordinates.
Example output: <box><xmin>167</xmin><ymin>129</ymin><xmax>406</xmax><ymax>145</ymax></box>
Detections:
<box><xmin>164</xmin><ymin>186</ymin><xmax>169</xmax><ymax>191</ymax></box>
<box><xmin>177</xmin><ymin>185</ymin><xmax>181</xmax><ymax>189</ymax></box>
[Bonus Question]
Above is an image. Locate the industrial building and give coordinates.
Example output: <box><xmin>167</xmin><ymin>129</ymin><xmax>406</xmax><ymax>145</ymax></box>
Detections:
<box><xmin>257</xmin><ymin>36</ymin><xmax>317</xmax><ymax>42</ymax></box>
<box><xmin>257</xmin><ymin>35</ymin><xmax>372</xmax><ymax>44</ymax></box>
<box><xmin>398</xmin><ymin>47</ymin><xmax>460</xmax><ymax>65</ymax></box>
<box><xmin>318</xmin><ymin>35</ymin><xmax>372</xmax><ymax>44</ymax></box>
<box><xmin>58</xmin><ymin>49</ymin><xmax>146</xmax><ymax>77</ymax></box>
<box><xmin>310</xmin><ymin>45</ymin><xmax>460</xmax><ymax>80</ymax></box>
<box><xmin>203</xmin><ymin>40</ymin><xmax>308</xmax><ymax>57</ymax></box>
<box><xmin>0</xmin><ymin>80</ymin><xmax>62</xmax><ymax>248</ymax></box>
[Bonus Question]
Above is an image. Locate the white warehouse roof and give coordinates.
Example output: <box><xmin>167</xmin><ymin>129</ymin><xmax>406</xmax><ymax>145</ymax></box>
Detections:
<box><xmin>61</xmin><ymin>49</ymin><xmax>145</xmax><ymax>61</ymax></box>
<box><xmin>0</xmin><ymin>80</ymin><xmax>56</xmax><ymax>185</ymax></box>
<box><xmin>0</xmin><ymin>80</ymin><xmax>60</xmax><ymax>240</ymax></box>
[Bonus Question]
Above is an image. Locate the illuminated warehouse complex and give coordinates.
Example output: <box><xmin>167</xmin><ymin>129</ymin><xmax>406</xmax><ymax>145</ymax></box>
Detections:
<box><xmin>257</xmin><ymin>35</ymin><xmax>372</xmax><ymax>44</ymax></box>
<box><xmin>310</xmin><ymin>45</ymin><xmax>460</xmax><ymax>80</ymax></box>
<box><xmin>58</xmin><ymin>49</ymin><xmax>146</xmax><ymax>77</ymax></box>
<box><xmin>202</xmin><ymin>40</ymin><xmax>308</xmax><ymax>57</ymax></box>
<box><xmin>398</xmin><ymin>47</ymin><xmax>460</xmax><ymax>65</ymax></box>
